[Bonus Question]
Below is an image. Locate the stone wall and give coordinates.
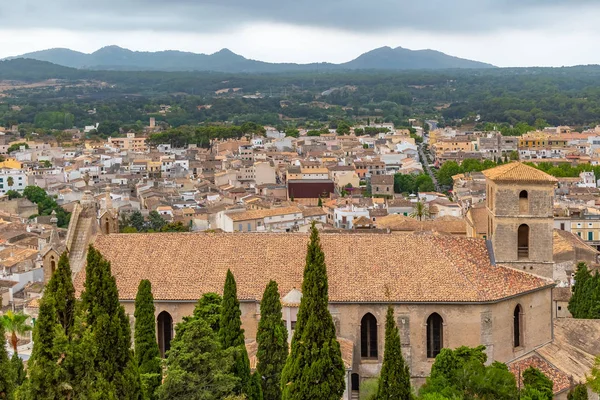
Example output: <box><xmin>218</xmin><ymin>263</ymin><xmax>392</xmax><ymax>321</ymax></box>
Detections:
<box><xmin>125</xmin><ymin>287</ymin><xmax>553</xmax><ymax>388</ymax></box>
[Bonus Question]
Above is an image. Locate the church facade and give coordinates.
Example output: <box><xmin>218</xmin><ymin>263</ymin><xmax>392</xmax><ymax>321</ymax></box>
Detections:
<box><xmin>66</xmin><ymin>163</ymin><xmax>570</xmax><ymax>396</ymax></box>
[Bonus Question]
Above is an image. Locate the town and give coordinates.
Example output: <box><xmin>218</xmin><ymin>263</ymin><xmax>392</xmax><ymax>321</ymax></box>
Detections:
<box><xmin>0</xmin><ymin>115</ymin><xmax>598</xmax><ymax>398</ymax></box>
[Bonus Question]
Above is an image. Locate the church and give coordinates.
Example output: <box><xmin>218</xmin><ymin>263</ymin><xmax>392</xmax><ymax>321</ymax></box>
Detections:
<box><xmin>58</xmin><ymin>163</ymin><xmax>598</xmax><ymax>398</ymax></box>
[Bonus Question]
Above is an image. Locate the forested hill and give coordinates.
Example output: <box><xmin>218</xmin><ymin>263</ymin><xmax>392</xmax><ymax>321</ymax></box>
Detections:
<box><xmin>4</xmin><ymin>59</ymin><xmax>600</xmax><ymax>128</ymax></box>
<box><xmin>6</xmin><ymin>45</ymin><xmax>495</xmax><ymax>72</ymax></box>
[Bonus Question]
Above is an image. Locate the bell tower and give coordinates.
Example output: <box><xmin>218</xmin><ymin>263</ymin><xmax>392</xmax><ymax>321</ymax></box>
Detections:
<box><xmin>483</xmin><ymin>162</ymin><xmax>557</xmax><ymax>278</ymax></box>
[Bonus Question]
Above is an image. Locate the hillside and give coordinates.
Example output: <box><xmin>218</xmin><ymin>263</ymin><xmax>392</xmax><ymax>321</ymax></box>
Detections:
<box><xmin>6</xmin><ymin>45</ymin><xmax>495</xmax><ymax>72</ymax></box>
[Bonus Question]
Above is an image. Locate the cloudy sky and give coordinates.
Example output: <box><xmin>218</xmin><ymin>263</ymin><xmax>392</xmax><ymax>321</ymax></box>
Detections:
<box><xmin>2</xmin><ymin>0</ymin><xmax>599</xmax><ymax>67</ymax></box>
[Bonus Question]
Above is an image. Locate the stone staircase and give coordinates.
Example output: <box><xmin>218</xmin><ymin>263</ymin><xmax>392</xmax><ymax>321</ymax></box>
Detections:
<box><xmin>68</xmin><ymin>215</ymin><xmax>94</xmax><ymax>274</ymax></box>
<box><xmin>351</xmin><ymin>391</ymin><xmax>359</xmax><ymax>400</ymax></box>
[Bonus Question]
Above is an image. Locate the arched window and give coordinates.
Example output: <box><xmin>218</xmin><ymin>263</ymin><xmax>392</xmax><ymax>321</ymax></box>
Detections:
<box><xmin>519</xmin><ymin>190</ymin><xmax>529</xmax><ymax>214</ymax></box>
<box><xmin>157</xmin><ymin>311</ymin><xmax>173</xmax><ymax>358</ymax></box>
<box><xmin>360</xmin><ymin>313</ymin><xmax>378</xmax><ymax>359</ymax></box>
<box><xmin>50</xmin><ymin>260</ymin><xmax>56</xmax><ymax>274</ymax></box>
<box><xmin>427</xmin><ymin>313</ymin><xmax>443</xmax><ymax>358</ymax></box>
<box><xmin>518</xmin><ymin>224</ymin><xmax>530</xmax><ymax>259</ymax></box>
<box><xmin>105</xmin><ymin>220</ymin><xmax>110</xmax><ymax>234</ymax></box>
<box><xmin>514</xmin><ymin>305</ymin><xmax>522</xmax><ymax>348</ymax></box>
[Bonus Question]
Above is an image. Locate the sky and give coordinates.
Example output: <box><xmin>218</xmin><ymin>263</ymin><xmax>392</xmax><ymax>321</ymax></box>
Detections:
<box><xmin>2</xmin><ymin>0</ymin><xmax>600</xmax><ymax>67</ymax></box>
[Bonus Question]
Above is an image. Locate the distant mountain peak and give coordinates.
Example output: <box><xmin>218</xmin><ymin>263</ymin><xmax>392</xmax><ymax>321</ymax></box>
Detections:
<box><xmin>5</xmin><ymin>45</ymin><xmax>495</xmax><ymax>72</ymax></box>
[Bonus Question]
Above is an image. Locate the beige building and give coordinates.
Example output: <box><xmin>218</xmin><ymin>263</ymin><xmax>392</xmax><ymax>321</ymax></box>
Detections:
<box><xmin>108</xmin><ymin>132</ymin><xmax>147</xmax><ymax>152</ymax></box>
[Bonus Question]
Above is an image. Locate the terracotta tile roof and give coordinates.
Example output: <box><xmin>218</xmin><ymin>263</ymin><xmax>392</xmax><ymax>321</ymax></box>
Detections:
<box><xmin>371</xmin><ymin>175</ymin><xmax>394</xmax><ymax>185</ymax></box>
<box><xmin>376</xmin><ymin>214</ymin><xmax>467</xmax><ymax>234</ymax></box>
<box><xmin>75</xmin><ymin>232</ymin><xmax>552</xmax><ymax>303</ymax></box>
<box><xmin>482</xmin><ymin>162</ymin><xmax>558</xmax><ymax>183</ymax></box>
<box><xmin>508</xmin><ymin>354</ymin><xmax>571</xmax><ymax>394</ymax></box>
<box><xmin>553</xmin><ymin>229</ymin><xmax>599</xmax><ymax>256</ymax></box>
<box><xmin>227</xmin><ymin>206</ymin><xmax>302</xmax><ymax>222</ymax></box>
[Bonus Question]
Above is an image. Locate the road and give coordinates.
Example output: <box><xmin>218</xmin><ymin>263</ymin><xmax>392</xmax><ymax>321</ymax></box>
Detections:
<box><xmin>418</xmin><ymin>142</ymin><xmax>441</xmax><ymax>192</ymax></box>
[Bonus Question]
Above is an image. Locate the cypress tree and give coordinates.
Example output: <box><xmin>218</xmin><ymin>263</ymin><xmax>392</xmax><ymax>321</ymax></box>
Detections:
<box><xmin>0</xmin><ymin>319</ymin><xmax>14</xmax><ymax>399</ymax></box>
<box><xmin>157</xmin><ymin>317</ymin><xmax>238</xmax><ymax>400</ymax></box>
<box><xmin>569</xmin><ymin>263</ymin><xmax>591</xmax><ymax>318</ymax></box>
<box><xmin>257</xmin><ymin>280</ymin><xmax>288</xmax><ymax>400</ymax></box>
<box><xmin>11</xmin><ymin>352</ymin><xmax>25</xmax><ymax>386</ymax></box>
<box><xmin>567</xmin><ymin>384</ymin><xmax>588</xmax><ymax>400</ymax></box>
<box><xmin>45</xmin><ymin>251</ymin><xmax>75</xmax><ymax>336</ymax></box>
<box><xmin>281</xmin><ymin>222</ymin><xmax>345</xmax><ymax>400</ymax></box>
<box><xmin>134</xmin><ymin>280</ymin><xmax>161</xmax><ymax>400</ymax></box>
<box><xmin>192</xmin><ymin>292</ymin><xmax>223</xmax><ymax>333</ymax></box>
<box><xmin>376</xmin><ymin>306</ymin><xmax>410</xmax><ymax>400</ymax></box>
<box><xmin>21</xmin><ymin>297</ymin><xmax>63</xmax><ymax>399</ymax></box>
<box><xmin>219</xmin><ymin>269</ymin><xmax>262</xmax><ymax>400</ymax></box>
<box><xmin>82</xmin><ymin>245</ymin><xmax>142</xmax><ymax>399</ymax></box>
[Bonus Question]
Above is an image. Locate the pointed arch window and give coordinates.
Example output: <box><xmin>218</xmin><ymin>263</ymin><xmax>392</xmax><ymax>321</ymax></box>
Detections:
<box><xmin>514</xmin><ymin>305</ymin><xmax>523</xmax><ymax>347</ymax></box>
<box><xmin>427</xmin><ymin>313</ymin><xmax>443</xmax><ymax>358</ymax></box>
<box><xmin>360</xmin><ymin>313</ymin><xmax>378</xmax><ymax>359</ymax></box>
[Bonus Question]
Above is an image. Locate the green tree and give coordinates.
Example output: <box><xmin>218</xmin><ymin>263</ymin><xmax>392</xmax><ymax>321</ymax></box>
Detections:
<box><xmin>134</xmin><ymin>280</ymin><xmax>162</xmax><ymax>400</ymax></box>
<box><xmin>7</xmin><ymin>142</ymin><xmax>29</xmax><ymax>154</ymax></box>
<box><xmin>6</xmin><ymin>177</ymin><xmax>13</xmax><ymax>189</ymax></box>
<box><xmin>0</xmin><ymin>319</ymin><xmax>14</xmax><ymax>399</ymax></box>
<box><xmin>0</xmin><ymin>311</ymin><xmax>32</xmax><ymax>354</ymax></box>
<box><xmin>219</xmin><ymin>270</ymin><xmax>261</xmax><ymax>399</ymax></box>
<box><xmin>376</xmin><ymin>306</ymin><xmax>410</xmax><ymax>400</ymax></box>
<box><xmin>45</xmin><ymin>251</ymin><xmax>75</xmax><ymax>336</ymax></box>
<box><xmin>394</xmin><ymin>174</ymin><xmax>416</xmax><ymax>194</ymax></box>
<box><xmin>410</xmin><ymin>201</ymin><xmax>430</xmax><ymax>221</ymax></box>
<box><xmin>129</xmin><ymin>211</ymin><xmax>146</xmax><ymax>232</ymax></box>
<box><xmin>569</xmin><ymin>263</ymin><xmax>593</xmax><ymax>318</ymax></box>
<box><xmin>415</xmin><ymin>174</ymin><xmax>435</xmax><ymax>192</ymax></box>
<box><xmin>6</xmin><ymin>190</ymin><xmax>21</xmax><ymax>200</ymax></box>
<box><xmin>420</xmin><ymin>346</ymin><xmax>517</xmax><ymax>400</ymax></box>
<box><xmin>11</xmin><ymin>352</ymin><xmax>25</xmax><ymax>386</ymax></box>
<box><xmin>437</xmin><ymin>161</ymin><xmax>462</xmax><ymax>187</ymax></box>
<box><xmin>157</xmin><ymin>317</ymin><xmax>238</xmax><ymax>400</ymax></box>
<box><xmin>148</xmin><ymin>211</ymin><xmax>166</xmax><ymax>232</ymax></box>
<box><xmin>82</xmin><ymin>246</ymin><xmax>142</xmax><ymax>399</ymax></box>
<box><xmin>190</xmin><ymin>293</ymin><xmax>223</xmax><ymax>333</ymax></box>
<box><xmin>281</xmin><ymin>223</ymin><xmax>345</xmax><ymax>400</ymax></box>
<box><xmin>256</xmin><ymin>281</ymin><xmax>288</xmax><ymax>400</ymax></box>
<box><xmin>567</xmin><ymin>384</ymin><xmax>588</xmax><ymax>400</ymax></box>
<box><xmin>522</xmin><ymin>367</ymin><xmax>553</xmax><ymax>400</ymax></box>
<box><xmin>21</xmin><ymin>296</ymin><xmax>63</xmax><ymax>399</ymax></box>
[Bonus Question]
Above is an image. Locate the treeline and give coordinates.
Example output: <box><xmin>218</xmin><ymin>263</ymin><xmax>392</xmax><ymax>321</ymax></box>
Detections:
<box><xmin>7</xmin><ymin>59</ymin><xmax>600</xmax><ymax>130</ymax></box>
<box><xmin>147</xmin><ymin>123</ymin><xmax>266</xmax><ymax>148</ymax></box>
<box><xmin>437</xmin><ymin>158</ymin><xmax>511</xmax><ymax>187</ymax></box>
<box><xmin>120</xmin><ymin>210</ymin><xmax>190</xmax><ymax>233</ymax></box>
<box><xmin>526</xmin><ymin>161</ymin><xmax>600</xmax><ymax>179</ymax></box>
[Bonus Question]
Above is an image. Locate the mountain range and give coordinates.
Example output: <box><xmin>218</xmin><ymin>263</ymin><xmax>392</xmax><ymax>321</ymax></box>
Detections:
<box><xmin>6</xmin><ymin>45</ymin><xmax>495</xmax><ymax>72</ymax></box>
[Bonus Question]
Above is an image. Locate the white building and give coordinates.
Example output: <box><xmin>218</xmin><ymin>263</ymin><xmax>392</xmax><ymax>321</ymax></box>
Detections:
<box><xmin>333</xmin><ymin>205</ymin><xmax>370</xmax><ymax>230</ymax></box>
<box><xmin>0</xmin><ymin>169</ymin><xmax>27</xmax><ymax>194</ymax></box>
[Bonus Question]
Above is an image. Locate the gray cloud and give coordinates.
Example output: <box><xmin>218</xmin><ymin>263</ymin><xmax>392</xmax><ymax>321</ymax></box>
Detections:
<box><xmin>2</xmin><ymin>0</ymin><xmax>597</xmax><ymax>34</ymax></box>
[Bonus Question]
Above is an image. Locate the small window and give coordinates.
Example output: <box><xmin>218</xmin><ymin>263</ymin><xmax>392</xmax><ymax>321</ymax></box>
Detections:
<box><xmin>519</xmin><ymin>190</ymin><xmax>529</xmax><ymax>214</ymax></box>
<box><xmin>589</xmin><ymin>232</ymin><xmax>594</xmax><ymax>241</ymax></box>
<box><xmin>513</xmin><ymin>305</ymin><xmax>523</xmax><ymax>348</ymax></box>
<box><xmin>560</xmin><ymin>223</ymin><xmax>565</xmax><ymax>230</ymax></box>
<box><xmin>238</xmin><ymin>224</ymin><xmax>242</xmax><ymax>231</ymax></box>
<box><xmin>558</xmin><ymin>306</ymin><xmax>562</xmax><ymax>311</ymax></box>
<box><xmin>518</xmin><ymin>224</ymin><xmax>529</xmax><ymax>259</ymax></box>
